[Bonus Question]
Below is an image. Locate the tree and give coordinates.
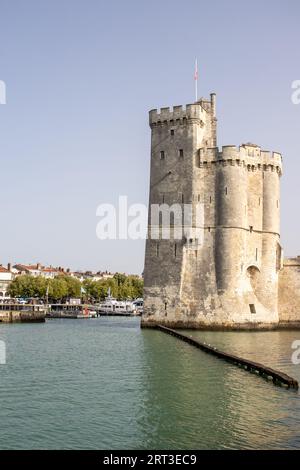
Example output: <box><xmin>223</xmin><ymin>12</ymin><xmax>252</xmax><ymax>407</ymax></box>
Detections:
<box><xmin>60</xmin><ymin>275</ymin><xmax>81</xmax><ymax>298</ymax></box>
<box><xmin>48</xmin><ymin>277</ymin><xmax>68</xmax><ymax>302</ymax></box>
<box><xmin>8</xmin><ymin>275</ymin><xmax>41</xmax><ymax>298</ymax></box>
<box><xmin>114</xmin><ymin>273</ymin><xmax>127</xmax><ymax>286</ymax></box>
<box><xmin>128</xmin><ymin>275</ymin><xmax>144</xmax><ymax>298</ymax></box>
<box><xmin>34</xmin><ymin>276</ymin><xmax>48</xmax><ymax>298</ymax></box>
<box><xmin>7</xmin><ymin>273</ymin><xmax>144</xmax><ymax>303</ymax></box>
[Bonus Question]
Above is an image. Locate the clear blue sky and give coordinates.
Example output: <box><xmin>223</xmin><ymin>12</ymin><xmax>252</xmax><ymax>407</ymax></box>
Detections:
<box><xmin>0</xmin><ymin>0</ymin><xmax>299</xmax><ymax>274</ymax></box>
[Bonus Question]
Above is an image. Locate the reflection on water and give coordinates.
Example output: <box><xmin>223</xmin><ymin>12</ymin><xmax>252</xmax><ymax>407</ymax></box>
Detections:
<box><xmin>0</xmin><ymin>318</ymin><xmax>299</xmax><ymax>449</ymax></box>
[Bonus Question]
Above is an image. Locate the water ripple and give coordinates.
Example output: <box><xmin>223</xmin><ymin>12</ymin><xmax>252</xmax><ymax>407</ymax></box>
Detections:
<box><xmin>0</xmin><ymin>319</ymin><xmax>299</xmax><ymax>449</ymax></box>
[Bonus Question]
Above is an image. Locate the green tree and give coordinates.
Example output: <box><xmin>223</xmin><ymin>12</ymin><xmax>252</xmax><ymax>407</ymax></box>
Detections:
<box><xmin>8</xmin><ymin>275</ymin><xmax>37</xmax><ymax>298</ymax></box>
<box><xmin>82</xmin><ymin>279</ymin><xmax>103</xmax><ymax>301</ymax></box>
<box><xmin>48</xmin><ymin>277</ymin><xmax>68</xmax><ymax>301</ymax></box>
<box><xmin>114</xmin><ymin>273</ymin><xmax>127</xmax><ymax>287</ymax></box>
<box><xmin>34</xmin><ymin>276</ymin><xmax>48</xmax><ymax>298</ymax></box>
<box><xmin>128</xmin><ymin>275</ymin><xmax>144</xmax><ymax>298</ymax></box>
<box><xmin>7</xmin><ymin>273</ymin><xmax>144</xmax><ymax>303</ymax></box>
<box><xmin>60</xmin><ymin>275</ymin><xmax>81</xmax><ymax>298</ymax></box>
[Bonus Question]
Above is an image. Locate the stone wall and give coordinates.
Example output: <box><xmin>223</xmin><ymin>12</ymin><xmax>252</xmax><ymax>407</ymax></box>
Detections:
<box><xmin>278</xmin><ymin>258</ymin><xmax>300</xmax><ymax>327</ymax></box>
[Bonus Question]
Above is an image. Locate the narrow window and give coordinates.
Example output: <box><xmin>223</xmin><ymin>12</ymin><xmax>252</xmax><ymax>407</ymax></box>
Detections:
<box><xmin>179</xmin><ymin>149</ymin><xmax>184</xmax><ymax>158</ymax></box>
<box><xmin>156</xmin><ymin>243</ymin><xmax>159</xmax><ymax>257</ymax></box>
<box><xmin>170</xmin><ymin>129</ymin><xmax>174</xmax><ymax>136</ymax></box>
<box><xmin>174</xmin><ymin>243</ymin><xmax>177</xmax><ymax>258</ymax></box>
<box><xmin>210</xmin><ymin>196</ymin><xmax>212</xmax><ymax>203</ymax></box>
<box><xmin>170</xmin><ymin>212</ymin><xmax>174</xmax><ymax>226</ymax></box>
<box><xmin>208</xmin><ymin>227</ymin><xmax>211</xmax><ymax>233</ymax></box>
<box><xmin>160</xmin><ymin>151</ymin><xmax>165</xmax><ymax>160</ymax></box>
<box><xmin>164</xmin><ymin>302</ymin><xmax>167</xmax><ymax>316</ymax></box>
<box><xmin>198</xmin><ymin>194</ymin><xmax>200</xmax><ymax>202</ymax></box>
<box><xmin>162</xmin><ymin>194</ymin><xmax>165</xmax><ymax>203</ymax></box>
<box><xmin>250</xmin><ymin>226</ymin><xmax>253</xmax><ymax>233</ymax></box>
<box><xmin>197</xmin><ymin>149</ymin><xmax>201</xmax><ymax>168</ymax></box>
<box><xmin>225</xmin><ymin>187</ymin><xmax>228</xmax><ymax>195</ymax></box>
<box><xmin>249</xmin><ymin>304</ymin><xmax>256</xmax><ymax>314</ymax></box>
<box><xmin>259</xmin><ymin>197</ymin><xmax>261</xmax><ymax>206</ymax></box>
<box><xmin>181</xmin><ymin>193</ymin><xmax>184</xmax><ymax>204</ymax></box>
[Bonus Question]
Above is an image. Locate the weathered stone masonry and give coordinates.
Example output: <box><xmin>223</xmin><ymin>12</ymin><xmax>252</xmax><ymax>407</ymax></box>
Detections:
<box><xmin>142</xmin><ymin>93</ymin><xmax>293</xmax><ymax>329</ymax></box>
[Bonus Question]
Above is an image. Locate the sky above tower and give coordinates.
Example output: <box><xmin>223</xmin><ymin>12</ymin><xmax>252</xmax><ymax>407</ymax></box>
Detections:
<box><xmin>0</xmin><ymin>0</ymin><xmax>299</xmax><ymax>273</ymax></box>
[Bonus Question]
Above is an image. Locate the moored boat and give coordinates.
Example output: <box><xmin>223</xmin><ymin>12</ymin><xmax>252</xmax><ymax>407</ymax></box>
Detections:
<box><xmin>47</xmin><ymin>304</ymin><xmax>98</xmax><ymax>319</ymax></box>
<box><xmin>97</xmin><ymin>297</ymin><xmax>134</xmax><ymax>316</ymax></box>
<box><xmin>132</xmin><ymin>298</ymin><xmax>143</xmax><ymax>316</ymax></box>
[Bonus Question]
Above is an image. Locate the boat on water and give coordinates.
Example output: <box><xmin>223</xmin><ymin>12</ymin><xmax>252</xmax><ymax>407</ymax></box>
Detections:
<box><xmin>132</xmin><ymin>298</ymin><xmax>143</xmax><ymax>316</ymax></box>
<box><xmin>0</xmin><ymin>303</ymin><xmax>46</xmax><ymax>323</ymax></box>
<box><xmin>97</xmin><ymin>297</ymin><xmax>134</xmax><ymax>316</ymax></box>
<box><xmin>47</xmin><ymin>304</ymin><xmax>97</xmax><ymax>319</ymax></box>
<box><xmin>97</xmin><ymin>290</ymin><xmax>143</xmax><ymax>316</ymax></box>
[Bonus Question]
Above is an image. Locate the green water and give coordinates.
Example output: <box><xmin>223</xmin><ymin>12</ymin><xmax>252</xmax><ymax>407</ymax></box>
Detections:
<box><xmin>0</xmin><ymin>317</ymin><xmax>300</xmax><ymax>449</ymax></box>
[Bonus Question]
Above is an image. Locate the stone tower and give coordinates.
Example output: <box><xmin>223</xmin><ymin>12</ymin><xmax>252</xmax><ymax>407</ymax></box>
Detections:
<box><xmin>142</xmin><ymin>94</ymin><xmax>283</xmax><ymax>329</ymax></box>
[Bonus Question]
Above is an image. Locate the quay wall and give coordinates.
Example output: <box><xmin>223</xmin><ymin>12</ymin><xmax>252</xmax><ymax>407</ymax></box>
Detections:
<box><xmin>278</xmin><ymin>258</ymin><xmax>300</xmax><ymax>327</ymax></box>
<box><xmin>0</xmin><ymin>310</ymin><xmax>45</xmax><ymax>323</ymax></box>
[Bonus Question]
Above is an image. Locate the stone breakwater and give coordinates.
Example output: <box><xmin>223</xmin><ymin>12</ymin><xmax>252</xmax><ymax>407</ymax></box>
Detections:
<box><xmin>145</xmin><ymin>324</ymin><xmax>299</xmax><ymax>390</ymax></box>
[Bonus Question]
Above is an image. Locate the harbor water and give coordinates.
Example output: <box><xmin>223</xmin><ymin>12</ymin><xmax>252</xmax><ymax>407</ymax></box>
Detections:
<box><xmin>0</xmin><ymin>317</ymin><xmax>300</xmax><ymax>449</ymax></box>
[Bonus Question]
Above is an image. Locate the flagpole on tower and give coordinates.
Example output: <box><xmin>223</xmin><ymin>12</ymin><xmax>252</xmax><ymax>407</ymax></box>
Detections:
<box><xmin>194</xmin><ymin>58</ymin><xmax>198</xmax><ymax>102</ymax></box>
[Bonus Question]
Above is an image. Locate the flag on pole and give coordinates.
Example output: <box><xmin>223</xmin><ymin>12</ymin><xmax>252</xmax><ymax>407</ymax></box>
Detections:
<box><xmin>194</xmin><ymin>58</ymin><xmax>198</xmax><ymax>102</ymax></box>
<box><xmin>194</xmin><ymin>59</ymin><xmax>198</xmax><ymax>81</ymax></box>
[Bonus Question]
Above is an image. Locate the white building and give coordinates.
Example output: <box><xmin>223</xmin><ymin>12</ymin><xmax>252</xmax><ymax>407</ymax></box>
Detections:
<box><xmin>13</xmin><ymin>263</ymin><xmax>60</xmax><ymax>279</ymax></box>
<box><xmin>0</xmin><ymin>266</ymin><xmax>13</xmax><ymax>300</ymax></box>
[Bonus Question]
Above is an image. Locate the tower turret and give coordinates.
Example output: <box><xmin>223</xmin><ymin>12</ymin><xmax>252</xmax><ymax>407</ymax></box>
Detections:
<box><xmin>142</xmin><ymin>94</ymin><xmax>283</xmax><ymax>329</ymax></box>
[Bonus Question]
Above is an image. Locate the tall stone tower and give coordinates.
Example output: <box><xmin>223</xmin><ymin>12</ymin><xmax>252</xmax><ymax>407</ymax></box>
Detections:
<box><xmin>142</xmin><ymin>94</ymin><xmax>283</xmax><ymax>329</ymax></box>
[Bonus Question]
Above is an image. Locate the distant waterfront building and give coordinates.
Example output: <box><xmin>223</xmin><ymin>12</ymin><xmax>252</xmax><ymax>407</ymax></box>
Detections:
<box><xmin>72</xmin><ymin>271</ymin><xmax>114</xmax><ymax>282</ymax></box>
<box><xmin>13</xmin><ymin>263</ymin><xmax>42</xmax><ymax>277</ymax></box>
<box><xmin>13</xmin><ymin>263</ymin><xmax>60</xmax><ymax>279</ymax></box>
<box><xmin>142</xmin><ymin>93</ymin><xmax>300</xmax><ymax>329</ymax></box>
<box><xmin>11</xmin><ymin>264</ymin><xmax>119</xmax><ymax>282</ymax></box>
<box><xmin>0</xmin><ymin>265</ymin><xmax>13</xmax><ymax>300</ymax></box>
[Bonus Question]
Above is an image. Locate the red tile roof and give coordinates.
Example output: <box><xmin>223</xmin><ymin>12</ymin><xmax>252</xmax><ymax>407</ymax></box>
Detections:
<box><xmin>14</xmin><ymin>264</ymin><xmax>39</xmax><ymax>271</ymax></box>
<box><xmin>0</xmin><ymin>266</ymin><xmax>10</xmax><ymax>273</ymax></box>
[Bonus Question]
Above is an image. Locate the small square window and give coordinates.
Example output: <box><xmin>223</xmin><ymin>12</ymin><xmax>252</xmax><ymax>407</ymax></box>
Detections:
<box><xmin>170</xmin><ymin>129</ymin><xmax>174</xmax><ymax>136</ymax></box>
<box><xmin>179</xmin><ymin>149</ymin><xmax>184</xmax><ymax>158</ymax></box>
<box><xmin>160</xmin><ymin>151</ymin><xmax>165</xmax><ymax>160</ymax></box>
<box><xmin>249</xmin><ymin>304</ymin><xmax>256</xmax><ymax>314</ymax></box>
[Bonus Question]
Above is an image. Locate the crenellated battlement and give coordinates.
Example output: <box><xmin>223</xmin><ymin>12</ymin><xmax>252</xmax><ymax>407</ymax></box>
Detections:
<box><xmin>149</xmin><ymin>95</ymin><xmax>216</xmax><ymax>127</ymax></box>
<box><xmin>198</xmin><ymin>143</ymin><xmax>282</xmax><ymax>173</ymax></box>
<box><xmin>149</xmin><ymin>103</ymin><xmax>207</xmax><ymax>127</ymax></box>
